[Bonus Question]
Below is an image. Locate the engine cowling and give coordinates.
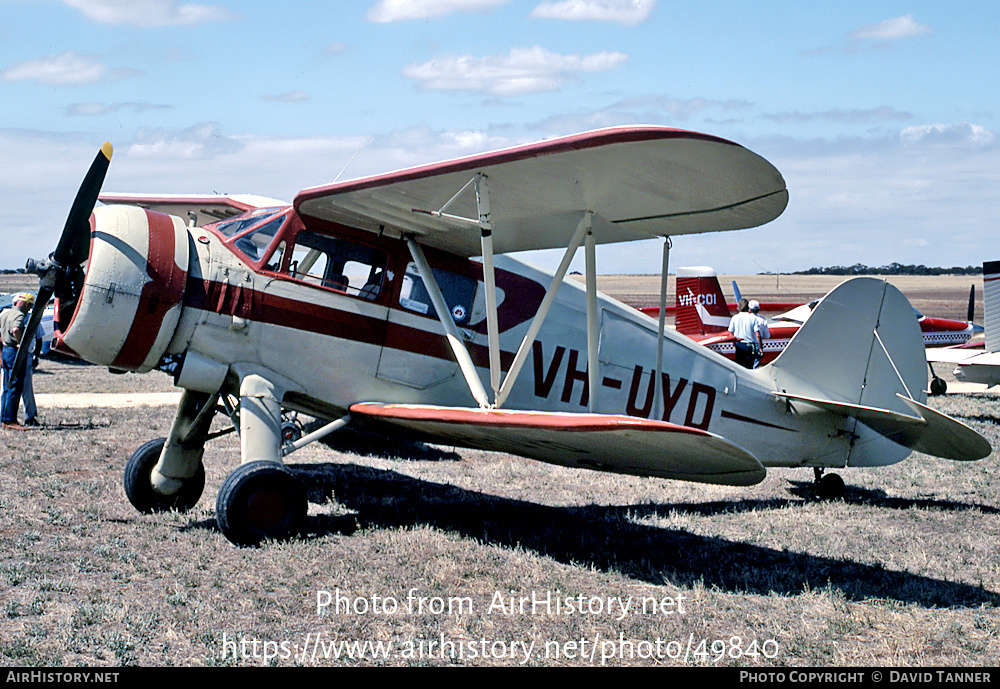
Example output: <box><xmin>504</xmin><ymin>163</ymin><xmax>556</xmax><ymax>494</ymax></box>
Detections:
<box><xmin>54</xmin><ymin>205</ymin><xmax>189</xmax><ymax>372</ymax></box>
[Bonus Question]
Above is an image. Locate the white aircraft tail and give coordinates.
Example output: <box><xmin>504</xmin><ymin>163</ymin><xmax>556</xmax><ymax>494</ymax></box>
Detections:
<box><xmin>985</xmin><ymin>260</ymin><xmax>999</xmax><ymax>353</ymax></box>
<box><xmin>675</xmin><ymin>266</ymin><xmax>731</xmax><ymax>335</ymax></box>
<box><xmin>768</xmin><ymin>277</ymin><xmax>990</xmax><ymax>463</ymax></box>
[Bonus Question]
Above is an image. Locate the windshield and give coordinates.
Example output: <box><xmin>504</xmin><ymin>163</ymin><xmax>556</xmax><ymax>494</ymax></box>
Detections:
<box><xmin>230</xmin><ymin>213</ymin><xmax>286</xmax><ymax>263</ymax></box>
<box><xmin>215</xmin><ymin>208</ymin><xmax>283</xmax><ymax>238</ymax></box>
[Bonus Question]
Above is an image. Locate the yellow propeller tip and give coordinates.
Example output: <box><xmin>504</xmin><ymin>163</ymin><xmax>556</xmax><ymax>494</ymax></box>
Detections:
<box><xmin>101</xmin><ymin>142</ymin><xmax>113</xmax><ymax>160</ymax></box>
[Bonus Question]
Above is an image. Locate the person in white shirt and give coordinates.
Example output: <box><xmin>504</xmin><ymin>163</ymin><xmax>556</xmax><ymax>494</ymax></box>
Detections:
<box><xmin>728</xmin><ymin>299</ymin><xmax>770</xmax><ymax>368</ymax></box>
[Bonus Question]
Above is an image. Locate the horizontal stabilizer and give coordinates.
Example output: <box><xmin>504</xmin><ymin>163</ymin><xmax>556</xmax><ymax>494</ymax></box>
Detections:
<box><xmin>776</xmin><ymin>393</ymin><xmax>991</xmax><ymax>461</ymax></box>
<box><xmin>350</xmin><ymin>403</ymin><xmax>765</xmax><ymax>486</ymax></box>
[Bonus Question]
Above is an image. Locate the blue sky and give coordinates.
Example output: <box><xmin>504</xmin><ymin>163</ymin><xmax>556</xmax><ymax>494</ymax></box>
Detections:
<box><xmin>2</xmin><ymin>0</ymin><xmax>998</xmax><ymax>274</ymax></box>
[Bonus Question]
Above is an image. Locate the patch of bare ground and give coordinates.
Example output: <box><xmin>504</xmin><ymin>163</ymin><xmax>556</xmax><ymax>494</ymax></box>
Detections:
<box><xmin>1</xmin><ymin>314</ymin><xmax>998</xmax><ymax>667</ymax></box>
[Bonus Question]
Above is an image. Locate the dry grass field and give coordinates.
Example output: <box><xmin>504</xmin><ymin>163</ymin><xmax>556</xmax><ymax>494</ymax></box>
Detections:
<box><xmin>0</xmin><ymin>274</ymin><xmax>997</xmax><ymax>667</ymax></box>
<box><xmin>582</xmin><ymin>273</ymin><xmax>984</xmax><ymax>323</ymax></box>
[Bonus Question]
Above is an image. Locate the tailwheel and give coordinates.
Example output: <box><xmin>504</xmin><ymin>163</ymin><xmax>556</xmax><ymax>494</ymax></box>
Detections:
<box><xmin>814</xmin><ymin>468</ymin><xmax>845</xmax><ymax>501</ymax></box>
<box><xmin>216</xmin><ymin>461</ymin><xmax>307</xmax><ymax>546</ymax></box>
<box><xmin>123</xmin><ymin>438</ymin><xmax>205</xmax><ymax>513</ymax></box>
<box><xmin>930</xmin><ymin>376</ymin><xmax>948</xmax><ymax>396</ymax></box>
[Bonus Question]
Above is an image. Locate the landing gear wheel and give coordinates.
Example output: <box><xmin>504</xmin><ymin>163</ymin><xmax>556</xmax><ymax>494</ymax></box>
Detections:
<box><xmin>817</xmin><ymin>472</ymin><xmax>845</xmax><ymax>501</ymax></box>
<box><xmin>216</xmin><ymin>461</ymin><xmax>307</xmax><ymax>546</ymax></box>
<box><xmin>930</xmin><ymin>377</ymin><xmax>947</xmax><ymax>396</ymax></box>
<box><xmin>123</xmin><ymin>438</ymin><xmax>205</xmax><ymax>513</ymax></box>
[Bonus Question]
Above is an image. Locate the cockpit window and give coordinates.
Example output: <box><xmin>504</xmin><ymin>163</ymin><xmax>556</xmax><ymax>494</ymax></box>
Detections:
<box><xmin>215</xmin><ymin>208</ymin><xmax>282</xmax><ymax>238</ymax></box>
<box><xmin>284</xmin><ymin>230</ymin><xmax>386</xmax><ymax>300</ymax></box>
<box><xmin>232</xmin><ymin>215</ymin><xmax>285</xmax><ymax>263</ymax></box>
<box><xmin>399</xmin><ymin>262</ymin><xmax>476</xmax><ymax>324</ymax></box>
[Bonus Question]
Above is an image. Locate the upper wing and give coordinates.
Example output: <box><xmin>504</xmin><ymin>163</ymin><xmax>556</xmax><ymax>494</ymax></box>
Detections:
<box><xmin>98</xmin><ymin>193</ymin><xmax>288</xmax><ymax>227</ymax></box>
<box><xmin>295</xmin><ymin>126</ymin><xmax>788</xmax><ymax>257</ymax></box>
<box><xmin>349</xmin><ymin>403</ymin><xmax>765</xmax><ymax>486</ymax></box>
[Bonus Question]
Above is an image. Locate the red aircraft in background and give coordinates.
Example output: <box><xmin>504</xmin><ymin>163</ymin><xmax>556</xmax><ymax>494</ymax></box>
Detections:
<box><xmin>643</xmin><ymin>267</ymin><xmax>981</xmax><ymax>390</ymax></box>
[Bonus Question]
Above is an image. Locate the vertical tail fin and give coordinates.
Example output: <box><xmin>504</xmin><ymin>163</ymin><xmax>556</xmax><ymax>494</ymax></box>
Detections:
<box><xmin>675</xmin><ymin>266</ymin><xmax>731</xmax><ymax>335</ymax></box>
<box><xmin>769</xmin><ymin>277</ymin><xmax>991</xmax><ymax>464</ymax></box>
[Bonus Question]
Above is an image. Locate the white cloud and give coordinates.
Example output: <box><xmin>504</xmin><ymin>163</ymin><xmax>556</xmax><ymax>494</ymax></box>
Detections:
<box><xmin>403</xmin><ymin>46</ymin><xmax>628</xmax><ymax>95</ymax></box>
<box><xmin>850</xmin><ymin>14</ymin><xmax>931</xmax><ymax>42</ymax></box>
<box><xmin>66</xmin><ymin>102</ymin><xmax>173</xmax><ymax>116</ymax></box>
<box><xmin>764</xmin><ymin>106</ymin><xmax>912</xmax><ymax>125</ymax></box>
<box><xmin>611</xmin><ymin>95</ymin><xmax>753</xmax><ymax>120</ymax></box>
<box><xmin>127</xmin><ymin>123</ymin><xmax>245</xmax><ymax>160</ymax></box>
<box><xmin>367</xmin><ymin>0</ymin><xmax>508</xmax><ymax>23</ymax></box>
<box><xmin>530</xmin><ymin>0</ymin><xmax>654</xmax><ymax>25</ymax></box>
<box><xmin>1</xmin><ymin>51</ymin><xmax>138</xmax><ymax>86</ymax></box>
<box><xmin>59</xmin><ymin>0</ymin><xmax>236</xmax><ymax>27</ymax></box>
<box><xmin>803</xmin><ymin>14</ymin><xmax>932</xmax><ymax>56</ymax></box>
<box><xmin>263</xmin><ymin>91</ymin><xmax>311</xmax><ymax>103</ymax></box>
<box><xmin>900</xmin><ymin>123</ymin><xmax>995</xmax><ymax>148</ymax></box>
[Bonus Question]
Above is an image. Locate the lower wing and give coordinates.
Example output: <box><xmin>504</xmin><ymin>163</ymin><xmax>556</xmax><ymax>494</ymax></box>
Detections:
<box><xmin>349</xmin><ymin>403</ymin><xmax>765</xmax><ymax>486</ymax></box>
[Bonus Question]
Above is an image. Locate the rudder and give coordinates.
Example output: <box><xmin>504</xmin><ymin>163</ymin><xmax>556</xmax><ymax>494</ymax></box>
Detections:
<box><xmin>675</xmin><ymin>266</ymin><xmax>731</xmax><ymax>335</ymax></box>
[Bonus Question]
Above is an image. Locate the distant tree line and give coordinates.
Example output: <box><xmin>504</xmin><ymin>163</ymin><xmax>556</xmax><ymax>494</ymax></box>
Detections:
<box><xmin>792</xmin><ymin>263</ymin><xmax>982</xmax><ymax>276</ymax></box>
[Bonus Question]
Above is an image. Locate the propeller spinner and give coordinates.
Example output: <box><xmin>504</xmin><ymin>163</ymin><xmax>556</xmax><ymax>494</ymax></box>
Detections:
<box><xmin>14</xmin><ymin>143</ymin><xmax>113</xmax><ymax>379</ymax></box>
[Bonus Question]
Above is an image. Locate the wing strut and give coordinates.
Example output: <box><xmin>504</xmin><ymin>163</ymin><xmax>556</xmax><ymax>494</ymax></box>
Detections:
<box><xmin>476</xmin><ymin>176</ymin><xmax>502</xmax><ymax>400</ymax></box>
<box><xmin>406</xmin><ymin>237</ymin><xmax>491</xmax><ymax>408</ymax></box>
<box><xmin>585</xmin><ymin>226</ymin><xmax>598</xmax><ymax>412</ymax></box>
<box><xmin>410</xmin><ymin>173</ymin><xmax>503</xmax><ymax>402</ymax></box>
<box><xmin>654</xmin><ymin>237</ymin><xmax>672</xmax><ymax>420</ymax></box>
<box><xmin>406</xmin><ymin>176</ymin><xmax>605</xmax><ymax>412</ymax></box>
<box><xmin>495</xmin><ymin>212</ymin><xmax>593</xmax><ymax>408</ymax></box>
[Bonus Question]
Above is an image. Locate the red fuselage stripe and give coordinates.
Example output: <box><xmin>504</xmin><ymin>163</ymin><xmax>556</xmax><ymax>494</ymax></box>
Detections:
<box><xmin>111</xmin><ymin>211</ymin><xmax>187</xmax><ymax>369</ymax></box>
<box><xmin>185</xmin><ymin>276</ymin><xmax>517</xmax><ymax>369</ymax></box>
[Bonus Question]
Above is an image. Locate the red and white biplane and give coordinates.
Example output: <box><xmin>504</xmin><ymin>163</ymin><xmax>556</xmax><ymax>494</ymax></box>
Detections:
<box><xmin>16</xmin><ymin>127</ymin><xmax>992</xmax><ymax>545</ymax></box>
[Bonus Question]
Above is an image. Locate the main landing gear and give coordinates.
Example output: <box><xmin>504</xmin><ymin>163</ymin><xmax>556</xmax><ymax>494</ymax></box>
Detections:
<box><xmin>123</xmin><ymin>375</ymin><xmax>350</xmax><ymax>546</ymax></box>
<box><xmin>215</xmin><ymin>461</ymin><xmax>308</xmax><ymax>546</ymax></box>
<box><xmin>124</xmin><ymin>438</ymin><xmax>205</xmax><ymax>513</ymax></box>
<box><xmin>123</xmin><ymin>390</ymin><xmax>216</xmax><ymax>515</ymax></box>
<box><xmin>813</xmin><ymin>468</ymin><xmax>845</xmax><ymax>500</ymax></box>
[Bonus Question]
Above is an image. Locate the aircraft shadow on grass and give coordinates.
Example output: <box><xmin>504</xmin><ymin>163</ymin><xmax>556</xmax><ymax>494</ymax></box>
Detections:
<box><xmin>784</xmin><ymin>480</ymin><xmax>1000</xmax><ymax>515</ymax></box>
<box><xmin>314</xmin><ymin>426</ymin><xmax>462</xmax><ymax>463</ymax></box>
<box><xmin>185</xmin><ymin>461</ymin><xmax>999</xmax><ymax>609</ymax></box>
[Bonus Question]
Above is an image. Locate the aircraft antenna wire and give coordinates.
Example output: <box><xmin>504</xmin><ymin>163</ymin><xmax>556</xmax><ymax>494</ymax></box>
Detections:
<box><xmin>334</xmin><ymin>137</ymin><xmax>374</xmax><ymax>183</ymax></box>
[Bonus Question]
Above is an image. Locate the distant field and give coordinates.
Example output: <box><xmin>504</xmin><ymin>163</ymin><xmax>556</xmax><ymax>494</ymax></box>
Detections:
<box><xmin>582</xmin><ymin>273</ymin><xmax>983</xmax><ymax>323</ymax></box>
<box><xmin>0</xmin><ymin>274</ymin><xmax>38</xmax><ymax>296</ymax></box>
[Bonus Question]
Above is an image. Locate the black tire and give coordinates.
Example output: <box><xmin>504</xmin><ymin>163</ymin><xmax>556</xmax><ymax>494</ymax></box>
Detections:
<box><xmin>817</xmin><ymin>472</ymin><xmax>846</xmax><ymax>501</ymax></box>
<box><xmin>216</xmin><ymin>461</ymin><xmax>307</xmax><ymax>546</ymax></box>
<box><xmin>930</xmin><ymin>377</ymin><xmax>948</xmax><ymax>396</ymax></box>
<box><xmin>123</xmin><ymin>438</ymin><xmax>205</xmax><ymax>513</ymax></box>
